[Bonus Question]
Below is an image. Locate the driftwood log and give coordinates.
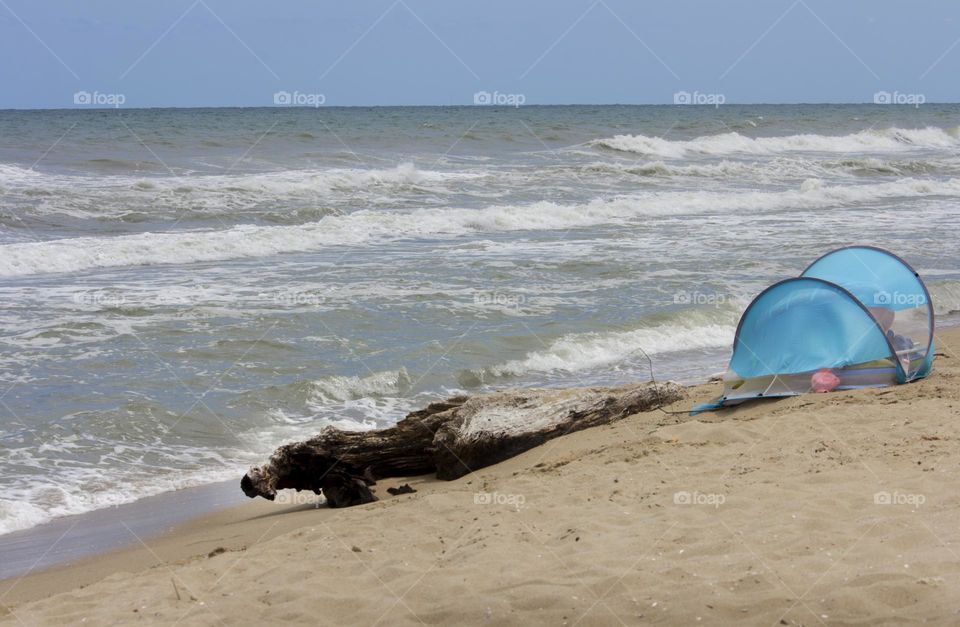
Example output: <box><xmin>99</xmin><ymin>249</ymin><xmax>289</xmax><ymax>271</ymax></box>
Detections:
<box><xmin>241</xmin><ymin>381</ymin><xmax>684</xmax><ymax>508</ymax></box>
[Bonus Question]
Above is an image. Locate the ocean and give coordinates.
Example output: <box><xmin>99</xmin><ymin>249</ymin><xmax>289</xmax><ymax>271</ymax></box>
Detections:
<box><xmin>2</xmin><ymin>104</ymin><xmax>960</xmax><ymax>536</ymax></box>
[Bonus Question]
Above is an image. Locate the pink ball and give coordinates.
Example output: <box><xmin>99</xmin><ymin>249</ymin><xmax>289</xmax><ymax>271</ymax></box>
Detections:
<box><xmin>811</xmin><ymin>369</ymin><xmax>840</xmax><ymax>393</ymax></box>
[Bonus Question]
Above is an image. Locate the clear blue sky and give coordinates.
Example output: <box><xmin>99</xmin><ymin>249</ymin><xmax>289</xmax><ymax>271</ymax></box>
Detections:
<box><xmin>2</xmin><ymin>0</ymin><xmax>959</xmax><ymax>108</ymax></box>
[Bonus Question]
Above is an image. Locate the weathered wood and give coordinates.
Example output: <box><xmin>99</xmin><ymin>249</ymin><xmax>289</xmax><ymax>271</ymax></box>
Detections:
<box><xmin>241</xmin><ymin>381</ymin><xmax>683</xmax><ymax>508</ymax></box>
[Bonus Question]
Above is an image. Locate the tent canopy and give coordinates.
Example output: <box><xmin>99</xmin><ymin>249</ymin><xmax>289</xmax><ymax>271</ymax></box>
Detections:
<box><xmin>694</xmin><ymin>246</ymin><xmax>934</xmax><ymax>414</ymax></box>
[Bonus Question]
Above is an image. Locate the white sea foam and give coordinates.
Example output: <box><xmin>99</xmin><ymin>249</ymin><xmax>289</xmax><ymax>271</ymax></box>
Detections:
<box><xmin>593</xmin><ymin>127</ymin><xmax>960</xmax><ymax>158</ymax></box>
<box><xmin>0</xmin><ymin>163</ymin><xmax>43</xmax><ymax>182</ymax></box>
<box><xmin>0</xmin><ymin>162</ymin><xmax>470</xmax><ymax>191</ymax></box>
<box><xmin>307</xmin><ymin>368</ymin><xmax>412</xmax><ymax>404</ymax></box>
<box><xmin>0</xmin><ymin>163</ymin><xmax>484</xmax><ymax>220</ymax></box>
<box><xmin>928</xmin><ymin>280</ymin><xmax>960</xmax><ymax>316</ymax></box>
<box><xmin>4</xmin><ymin>176</ymin><xmax>960</xmax><ymax>277</ymax></box>
<box><xmin>0</xmin><ymin>465</ymin><xmax>245</xmax><ymax>536</ymax></box>
<box><xmin>463</xmin><ymin>309</ymin><xmax>739</xmax><ymax>385</ymax></box>
<box><xmin>228</xmin><ymin>162</ymin><xmax>479</xmax><ymax>193</ymax></box>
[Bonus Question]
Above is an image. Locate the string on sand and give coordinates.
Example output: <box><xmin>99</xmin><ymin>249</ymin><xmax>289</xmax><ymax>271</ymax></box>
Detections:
<box><xmin>630</xmin><ymin>345</ymin><xmax>697</xmax><ymax>416</ymax></box>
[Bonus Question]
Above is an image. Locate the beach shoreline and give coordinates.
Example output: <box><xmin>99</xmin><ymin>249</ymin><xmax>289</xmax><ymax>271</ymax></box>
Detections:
<box><xmin>2</xmin><ymin>326</ymin><xmax>959</xmax><ymax>624</ymax></box>
<box><xmin>0</xmin><ymin>480</ymin><xmax>247</xmax><ymax>583</ymax></box>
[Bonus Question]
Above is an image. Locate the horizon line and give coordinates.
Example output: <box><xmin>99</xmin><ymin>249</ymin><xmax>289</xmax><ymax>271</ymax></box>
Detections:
<box><xmin>3</xmin><ymin>101</ymin><xmax>959</xmax><ymax>112</ymax></box>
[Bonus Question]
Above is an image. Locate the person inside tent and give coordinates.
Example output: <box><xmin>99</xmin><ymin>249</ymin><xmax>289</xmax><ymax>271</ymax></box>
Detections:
<box><xmin>812</xmin><ymin>306</ymin><xmax>916</xmax><ymax>394</ymax></box>
<box><xmin>867</xmin><ymin>306</ymin><xmax>916</xmax><ymax>369</ymax></box>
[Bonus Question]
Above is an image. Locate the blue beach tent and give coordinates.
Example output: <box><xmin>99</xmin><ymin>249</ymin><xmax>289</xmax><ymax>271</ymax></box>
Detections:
<box><xmin>693</xmin><ymin>246</ymin><xmax>934</xmax><ymax>414</ymax></box>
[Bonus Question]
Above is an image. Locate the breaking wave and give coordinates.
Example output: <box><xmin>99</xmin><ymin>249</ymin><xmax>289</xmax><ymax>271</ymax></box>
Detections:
<box><xmin>0</xmin><ymin>163</ymin><xmax>483</xmax><ymax>221</ymax></box>
<box><xmin>592</xmin><ymin>127</ymin><xmax>960</xmax><ymax>159</ymax></box>
<box><xmin>307</xmin><ymin>369</ymin><xmax>413</xmax><ymax>404</ymax></box>
<box><xmin>5</xmin><ymin>176</ymin><xmax>960</xmax><ymax>277</ymax></box>
<box><xmin>458</xmin><ymin>308</ymin><xmax>740</xmax><ymax>387</ymax></box>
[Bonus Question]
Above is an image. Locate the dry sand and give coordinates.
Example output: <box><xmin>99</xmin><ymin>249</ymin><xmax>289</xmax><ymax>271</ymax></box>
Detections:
<box><xmin>2</xmin><ymin>328</ymin><xmax>960</xmax><ymax>626</ymax></box>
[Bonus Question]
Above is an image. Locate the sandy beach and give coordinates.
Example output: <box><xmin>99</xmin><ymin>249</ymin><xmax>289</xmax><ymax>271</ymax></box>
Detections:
<box><xmin>0</xmin><ymin>327</ymin><xmax>956</xmax><ymax>625</ymax></box>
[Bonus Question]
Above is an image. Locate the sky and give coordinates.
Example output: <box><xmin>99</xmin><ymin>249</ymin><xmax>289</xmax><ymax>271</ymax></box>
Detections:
<box><xmin>2</xmin><ymin>0</ymin><xmax>960</xmax><ymax>108</ymax></box>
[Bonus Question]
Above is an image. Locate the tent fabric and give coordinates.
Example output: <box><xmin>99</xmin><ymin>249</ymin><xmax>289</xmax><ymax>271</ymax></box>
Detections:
<box><xmin>691</xmin><ymin>247</ymin><xmax>934</xmax><ymax>415</ymax></box>
<box><xmin>801</xmin><ymin>246</ymin><xmax>934</xmax><ymax>382</ymax></box>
